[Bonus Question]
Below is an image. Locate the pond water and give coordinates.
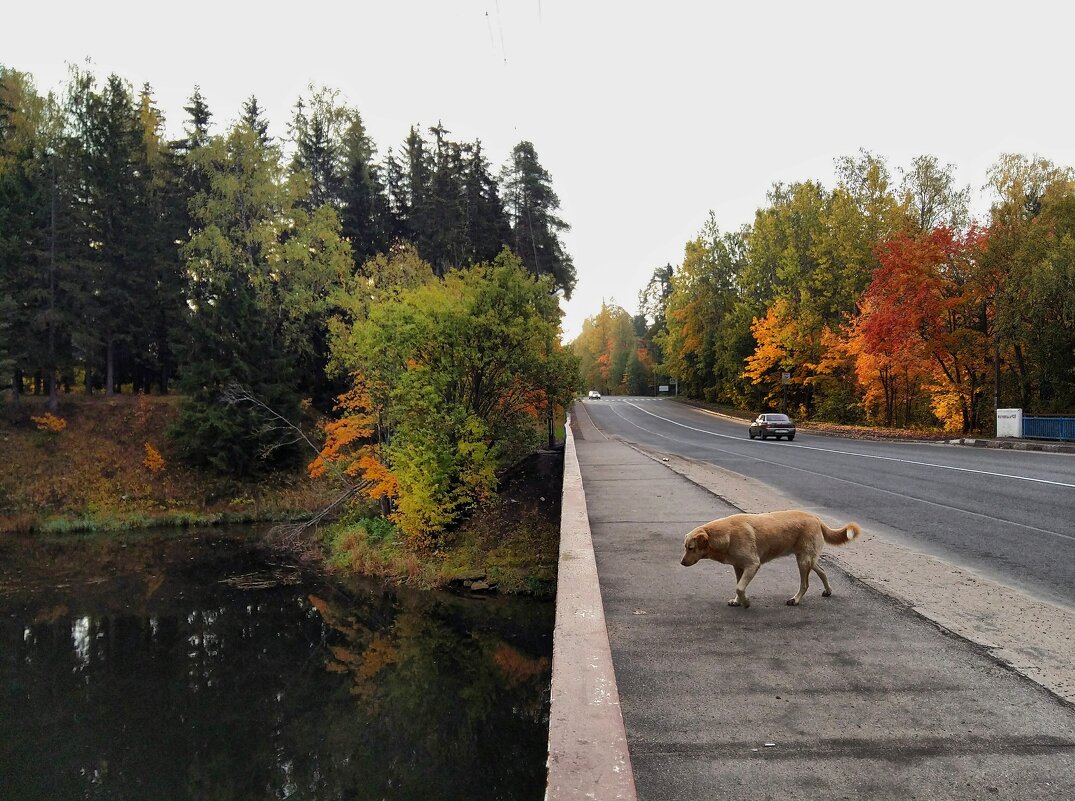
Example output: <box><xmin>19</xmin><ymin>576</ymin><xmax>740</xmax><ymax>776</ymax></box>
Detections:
<box><xmin>0</xmin><ymin>528</ymin><xmax>554</xmax><ymax>800</ymax></box>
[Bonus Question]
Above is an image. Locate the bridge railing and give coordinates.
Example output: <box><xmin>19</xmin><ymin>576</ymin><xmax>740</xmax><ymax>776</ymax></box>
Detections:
<box><xmin>1022</xmin><ymin>415</ymin><xmax>1075</xmax><ymax>442</ymax></box>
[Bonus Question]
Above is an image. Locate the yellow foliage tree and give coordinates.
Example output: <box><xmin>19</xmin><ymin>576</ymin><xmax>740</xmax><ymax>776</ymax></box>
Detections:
<box><xmin>143</xmin><ymin>442</ymin><xmax>166</xmax><ymax>473</ymax></box>
<box><xmin>31</xmin><ymin>413</ymin><xmax>67</xmax><ymax>433</ymax></box>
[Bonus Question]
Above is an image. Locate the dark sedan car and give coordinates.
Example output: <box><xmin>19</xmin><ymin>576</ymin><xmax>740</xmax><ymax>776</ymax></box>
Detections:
<box><xmin>748</xmin><ymin>413</ymin><xmax>796</xmax><ymax>441</ymax></box>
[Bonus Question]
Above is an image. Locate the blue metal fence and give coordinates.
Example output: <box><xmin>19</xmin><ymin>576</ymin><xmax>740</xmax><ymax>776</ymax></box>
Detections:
<box><xmin>1022</xmin><ymin>415</ymin><xmax>1075</xmax><ymax>441</ymax></box>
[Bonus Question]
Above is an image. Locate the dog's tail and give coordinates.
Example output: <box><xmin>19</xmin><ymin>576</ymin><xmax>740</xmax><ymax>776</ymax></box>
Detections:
<box><xmin>821</xmin><ymin>520</ymin><xmax>861</xmax><ymax>546</ymax></box>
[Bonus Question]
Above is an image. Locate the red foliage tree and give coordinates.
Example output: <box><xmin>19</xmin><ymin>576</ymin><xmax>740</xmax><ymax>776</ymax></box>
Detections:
<box><xmin>860</xmin><ymin>227</ymin><xmax>991</xmax><ymax>433</ymax></box>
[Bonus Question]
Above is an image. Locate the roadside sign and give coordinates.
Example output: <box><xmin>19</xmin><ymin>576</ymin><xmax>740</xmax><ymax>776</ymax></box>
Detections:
<box><xmin>781</xmin><ymin>372</ymin><xmax>791</xmax><ymax>384</ymax></box>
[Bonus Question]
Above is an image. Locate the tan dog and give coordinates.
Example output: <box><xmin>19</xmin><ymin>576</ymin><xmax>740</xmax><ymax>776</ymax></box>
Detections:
<box><xmin>680</xmin><ymin>510</ymin><xmax>861</xmax><ymax>608</ymax></box>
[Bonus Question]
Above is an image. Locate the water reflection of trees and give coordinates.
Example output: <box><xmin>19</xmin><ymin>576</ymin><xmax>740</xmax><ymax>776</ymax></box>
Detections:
<box><xmin>0</xmin><ymin>572</ymin><xmax>553</xmax><ymax>800</ymax></box>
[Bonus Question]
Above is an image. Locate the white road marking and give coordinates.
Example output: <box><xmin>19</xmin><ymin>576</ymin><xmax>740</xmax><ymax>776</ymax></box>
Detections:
<box><xmin>624</xmin><ymin>402</ymin><xmax>1075</xmax><ymax>490</ymax></box>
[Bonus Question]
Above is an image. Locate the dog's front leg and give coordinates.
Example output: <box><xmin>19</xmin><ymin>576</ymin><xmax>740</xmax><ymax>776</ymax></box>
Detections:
<box><xmin>730</xmin><ymin>562</ymin><xmax>759</xmax><ymax>608</ymax></box>
<box><xmin>728</xmin><ymin>565</ymin><xmax>744</xmax><ymax>606</ymax></box>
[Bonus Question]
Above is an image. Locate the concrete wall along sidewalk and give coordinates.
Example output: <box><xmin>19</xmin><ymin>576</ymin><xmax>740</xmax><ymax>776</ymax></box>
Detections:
<box><xmin>545</xmin><ymin>412</ymin><xmax>638</xmax><ymax>801</ymax></box>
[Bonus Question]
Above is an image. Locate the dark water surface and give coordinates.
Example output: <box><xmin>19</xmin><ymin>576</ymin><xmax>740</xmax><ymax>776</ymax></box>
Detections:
<box><xmin>0</xmin><ymin>529</ymin><xmax>553</xmax><ymax>800</ymax></box>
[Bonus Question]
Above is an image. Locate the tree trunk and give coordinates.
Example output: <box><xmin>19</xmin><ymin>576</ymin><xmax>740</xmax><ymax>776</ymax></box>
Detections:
<box><xmin>47</xmin><ymin>163</ymin><xmax>59</xmax><ymax>414</ymax></box>
<box><xmin>903</xmin><ymin>369</ymin><xmax>913</xmax><ymax>428</ymax></box>
<box><xmin>106</xmin><ymin>340</ymin><xmax>115</xmax><ymax>396</ymax></box>
<box><xmin>993</xmin><ymin>340</ymin><xmax>1001</xmax><ymax>413</ymax></box>
<box><xmin>11</xmin><ymin>371</ymin><xmax>21</xmax><ymax>406</ymax></box>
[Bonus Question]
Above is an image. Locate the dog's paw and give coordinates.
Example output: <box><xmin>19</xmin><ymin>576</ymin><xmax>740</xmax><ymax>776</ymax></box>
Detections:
<box><xmin>727</xmin><ymin>598</ymin><xmax>741</xmax><ymax>606</ymax></box>
<box><xmin>786</xmin><ymin>598</ymin><xmax>800</xmax><ymax>606</ymax></box>
<box><xmin>822</xmin><ymin>589</ymin><xmax>832</xmax><ymax>597</ymax></box>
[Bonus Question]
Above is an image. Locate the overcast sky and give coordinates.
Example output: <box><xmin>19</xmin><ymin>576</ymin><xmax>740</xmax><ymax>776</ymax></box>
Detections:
<box><xmin>5</xmin><ymin>1</ymin><xmax>1074</xmax><ymax>340</ymax></box>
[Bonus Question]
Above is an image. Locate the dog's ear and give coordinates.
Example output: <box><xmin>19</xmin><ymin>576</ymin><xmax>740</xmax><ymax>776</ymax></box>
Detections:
<box><xmin>695</xmin><ymin>531</ymin><xmax>709</xmax><ymax>549</ymax></box>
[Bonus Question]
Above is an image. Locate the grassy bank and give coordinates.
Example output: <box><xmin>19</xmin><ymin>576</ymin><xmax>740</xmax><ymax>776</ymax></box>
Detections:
<box><xmin>0</xmin><ymin>394</ymin><xmax>335</xmax><ymax>534</ymax></box>
<box><xmin>321</xmin><ymin>448</ymin><xmax>563</xmax><ymax>597</ymax></box>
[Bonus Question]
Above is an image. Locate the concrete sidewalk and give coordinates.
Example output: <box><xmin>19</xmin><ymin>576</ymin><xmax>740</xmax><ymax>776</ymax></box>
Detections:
<box><xmin>568</xmin><ymin>403</ymin><xmax>1075</xmax><ymax>800</ymax></box>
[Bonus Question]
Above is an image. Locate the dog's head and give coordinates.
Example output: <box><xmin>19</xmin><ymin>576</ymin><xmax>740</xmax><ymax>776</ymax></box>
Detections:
<box><xmin>681</xmin><ymin>527</ymin><xmax>709</xmax><ymax>566</ymax></box>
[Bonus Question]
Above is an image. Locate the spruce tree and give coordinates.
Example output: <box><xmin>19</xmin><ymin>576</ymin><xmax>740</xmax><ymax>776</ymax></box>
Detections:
<box><xmin>339</xmin><ymin>115</ymin><xmax>391</xmax><ymax>266</ymax></box>
<box><xmin>424</xmin><ymin>122</ymin><xmax>465</xmax><ymax>273</ymax></box>
<box><xmin>401</xmin><ymin>126</ymin><xmax>433</xmax><ymax>262</ymax></box>
<box><xmin>130</xmin><ymin>84</ymin><xmax>186</xmax><ymax>393</ymax></box>
<box><xmin>240</xmin><ymin>95</ymin><xmax>271</xmax><ymax>145</ymax></box>
<box><xmin>82</xmin><ymin>73</ymin><xmax>143</xmax><ymax>394</ymax></box>
<box><xmin>179</xmin><ymin>86</ymin><xmax>212</xmax><ymax>151</ymax></box>
<box><xmin>501</xmin><ymin>141</ymin><xmax>576</xmax><ymax>298</ymax></box>
<box><xmin>0</xmin><ymin>69</ymin><xmax>52</xmax><ymax>401</ymax></box>
<box><xmin>460</xmin><ymin>140</ymin><xmax>511</xmax><ymax>264</ymax></box>
<box><xmin>382</xmin><ymin>147</ymin><xmax>409</xmax><ymax>242</ymax></box>
<box><xmin>290</xmin><ymin>85</ymin><xmax>392</xmax><ymax>267</ymax></box>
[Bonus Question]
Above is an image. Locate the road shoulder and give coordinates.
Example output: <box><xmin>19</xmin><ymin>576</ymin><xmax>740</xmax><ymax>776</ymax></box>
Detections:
<box><xmin>646</xmin><ymin>446</ymin><xmax>1075</xmax><ymax>706</ymax></box>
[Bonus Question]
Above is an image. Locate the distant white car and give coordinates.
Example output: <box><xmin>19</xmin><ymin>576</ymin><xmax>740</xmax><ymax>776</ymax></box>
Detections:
<box><xmin>587</xmin><ymin>390</ymin><xmax>602</xmax><ymax>400</ymax></box>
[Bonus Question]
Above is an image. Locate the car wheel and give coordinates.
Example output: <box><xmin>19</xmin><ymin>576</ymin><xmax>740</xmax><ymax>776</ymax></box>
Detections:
<box><xmin>749</xmin><ymin>431</ymin><xmax>756</xmax><ymax>439</ymax></box>
<box><xmin>787</xmin><ymin>434</ymin><xmax>795</xmax><ymax>441</ymax></box>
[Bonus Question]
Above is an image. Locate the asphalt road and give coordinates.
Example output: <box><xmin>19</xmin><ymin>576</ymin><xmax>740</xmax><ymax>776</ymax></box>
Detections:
<box><xmin>582</xmin><ymin>397</ymin><xmax>1075</xmax><ymax>611</ymax></box>
<box><xmin>567</xmin><ymin>405</ymin><xmax>1075</xmax><ymax>800</ymax></box>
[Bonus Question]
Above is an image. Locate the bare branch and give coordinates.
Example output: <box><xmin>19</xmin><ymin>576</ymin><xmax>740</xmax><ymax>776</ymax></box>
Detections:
<box><xmin>219</xmin><ymin>381</ymin><xmax>351</xmax><ymax>486</ymax></box>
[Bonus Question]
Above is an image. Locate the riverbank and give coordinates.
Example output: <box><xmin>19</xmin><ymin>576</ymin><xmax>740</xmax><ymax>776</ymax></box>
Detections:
<box><xmin>1</xmin><ymin>394</ymin><xmax>564</xmax><ymax>597</ymax></box>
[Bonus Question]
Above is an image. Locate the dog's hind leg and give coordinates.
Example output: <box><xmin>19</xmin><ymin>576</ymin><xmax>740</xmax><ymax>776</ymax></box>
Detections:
<box><xmin>787</xmin><ymin>555</ymin><xmax>814</xmax><ymax>606</ymax></box>
<box><xmin>730</xmin><ymin>562</ymin><xmax>759</xmax><ymax>608</ymax></box>
<box><xmin>813</xmin><ymin>562</ymin><xmax>833</xmax><ymax>597</ymax></box>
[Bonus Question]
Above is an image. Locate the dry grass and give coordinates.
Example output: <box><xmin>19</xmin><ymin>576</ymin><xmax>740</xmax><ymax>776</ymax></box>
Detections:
<box><xmin>0</xmin><ymin>394</ymin><xmax>335</xmax><ymax>533</ymax></box>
